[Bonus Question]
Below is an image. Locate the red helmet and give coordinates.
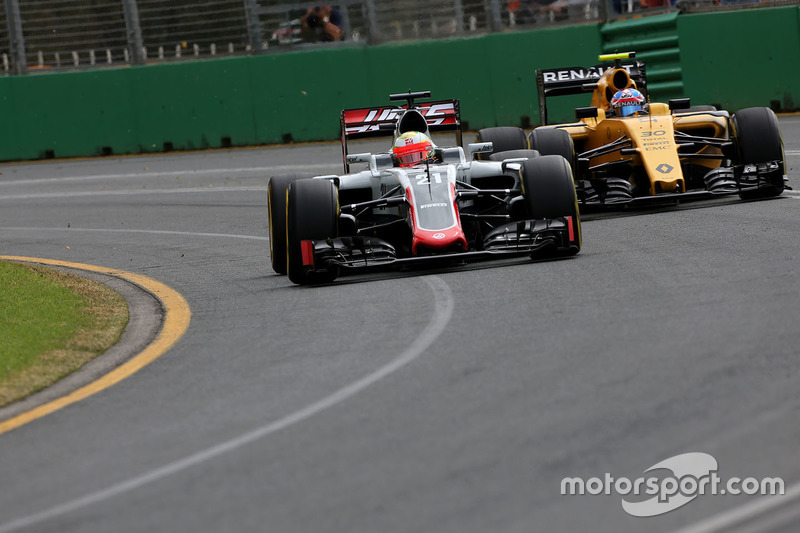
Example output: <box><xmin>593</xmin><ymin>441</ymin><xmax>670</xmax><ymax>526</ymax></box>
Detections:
<box><xmin>392</xmin><ymin>131</ymin><xmax>434</xmax><ymax>167</ymax></box>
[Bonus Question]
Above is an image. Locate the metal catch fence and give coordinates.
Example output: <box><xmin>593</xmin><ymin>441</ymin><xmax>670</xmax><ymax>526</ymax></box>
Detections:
<box><xmin>2</xmin><ymin>0</ymin><xmax>788</xmax><ymax>75</ymax></box>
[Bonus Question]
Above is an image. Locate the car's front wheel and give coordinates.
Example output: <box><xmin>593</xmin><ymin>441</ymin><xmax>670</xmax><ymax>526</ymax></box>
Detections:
<box><xmin>268</xmin><ymin>173</ymin><xmax>315</xmax><ymax>274</ymax></box>
<box><xmin>286</xmin><ymin>179</ymin><xmax>340</xmax><ymax>285</ymax></box>
<box><xmin>519</xmin><ymin>155</ymin><xmax>581</xmax><ymax>256</ymax></box>
<box><xmin>731</xmin><ymin>107</ymin><xmax>785</xmax><ymax>199</ymax></box>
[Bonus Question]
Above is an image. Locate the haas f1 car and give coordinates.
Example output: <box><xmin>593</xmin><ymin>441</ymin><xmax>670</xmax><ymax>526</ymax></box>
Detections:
<box><xmin>268</xmin><ymin>91</ymin><xmax>581</xmax><ymax>285</ymax></box>
<box><xmin>476</xmin><ymin>52</ymin><xmax>787</xmax><ymax>208</ymax></box>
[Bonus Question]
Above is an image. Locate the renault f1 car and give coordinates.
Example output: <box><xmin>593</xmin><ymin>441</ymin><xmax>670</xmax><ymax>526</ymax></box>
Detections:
<box><xmin>267</xmin><ymin>91</ymin><xmax>581</xmax><ymax>285</ymax></box>
<box><xmin>476</xmin><ymin>52</ymin><xmax>787</xmax><ymax>208</ymax></box>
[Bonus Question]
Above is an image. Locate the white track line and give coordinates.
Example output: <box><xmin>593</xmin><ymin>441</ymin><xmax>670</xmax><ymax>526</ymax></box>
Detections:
<box><xmin>1</xmin><ymin>227</ymin><xmax>268</xmax><ymax>241</ymax></box>
<box><xmin>4</xmin><ymin>187</ymin><xmax>798</xmax><ymax>203</ymax></box>
<box><xmin>0</xmin><ymin>185</ymin><xmax>264</xmax><ymax>201</ymax></box>
<box><xmin>672</xmin><ymin>482</ymin><xmax>800</xmax><ymax>533</ymax></box>
<box><xmin>1</xmin><ymin>150</ymin><xmax>796</xmax><ymax>188</ymax></box>
<box><xmin>0</xmin><ymin>164</ymin><xmax>335</xmax><ymax>186</ymax></box>
<box><xmin>0</xmin><ymin>275</ymin><xmax>455</xmax><ymax>533</ymax></box>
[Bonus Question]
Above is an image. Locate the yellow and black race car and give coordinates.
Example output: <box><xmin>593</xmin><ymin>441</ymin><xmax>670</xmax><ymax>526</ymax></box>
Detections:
<box><xmin>477</xmin><ymin>52</ymin><xmax>786</xmax><ymax>207</ymax></box>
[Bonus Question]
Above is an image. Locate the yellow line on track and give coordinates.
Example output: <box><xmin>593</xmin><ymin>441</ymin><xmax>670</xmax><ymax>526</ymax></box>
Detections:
<box><xmin>0</xmin><ymin>256</ymin><xmax>191</xmax><ymax>435</ymax></box>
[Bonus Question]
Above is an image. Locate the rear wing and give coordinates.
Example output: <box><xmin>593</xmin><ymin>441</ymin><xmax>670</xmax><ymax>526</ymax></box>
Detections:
<box><xmin>535</xmin><ymin>60</ymin><xmax>646</xmax><ymax>125</ymax></box>
<box><xmin>340</xmin><ymin>95</ymin><xmax>462</xmax><ymax>173</ymax></box>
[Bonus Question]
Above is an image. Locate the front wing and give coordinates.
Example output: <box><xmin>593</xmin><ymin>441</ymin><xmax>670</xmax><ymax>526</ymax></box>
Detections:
<box><xmin>578</xmin><ymin>161</ymin><xmax>786</xmax><ymax>208</ymax></box>
<box><xmin>295</xmin><ymin>217</ymin><xmax>577</xmax><ymax>275</ymax></box>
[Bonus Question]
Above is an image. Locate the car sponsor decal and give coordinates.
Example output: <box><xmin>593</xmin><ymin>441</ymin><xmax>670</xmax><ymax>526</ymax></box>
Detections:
<box><xmin>656</xmin><ymin>163</ymin><xmax>674</xmax><ymax>174</ymax></box>
<box><xmin>641</xmin><ymin>129</ymin><xmax>671</xmax><ymax>151</ymax></box>
<box><xmin>343</xmin><ymin>101</ymin><xmax>458</xmax><ymax>135</ymax></box>
<box><xmin>539</xmin><ymin>63</ymin><xmax>642</xmax><ymax>86</ymax></box>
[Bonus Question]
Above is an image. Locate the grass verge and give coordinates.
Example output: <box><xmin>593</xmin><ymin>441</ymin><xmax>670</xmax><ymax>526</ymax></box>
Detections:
<box><xmin>0</xmin><ymin>260</ymin><xmax>128</xmax><ymax>407</ymax></box>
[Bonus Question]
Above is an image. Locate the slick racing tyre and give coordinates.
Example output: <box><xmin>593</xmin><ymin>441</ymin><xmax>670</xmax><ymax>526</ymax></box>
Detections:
<box><xmin>527</xmin><ymin>128</ymin><xmax>576</xmax><ymax>173</ymax></box>
<box><xmin>520</xmin><ymin>155</ymin><xmax>581</xmax><ymax>256</ymax></box>
<box><xmin>488</xmin><ymin>149</ymin><xmax>540</xmax><ymax>161</ymax></box>
<box><xmin>286</xmin><ymin>179</ymin><xmax>340</xmax><ymax>285</ymax></box>
<box><xmin>731</xmin><ymin>107</ymin><xmax>785</xmax><ymax>199</ymax></box>
<box><xmin>268</xmin><ymin>173</ymin><xmax>314</xmax><ymax>274</ymax></box>
<box><xmin>474</xmin><ymin>127</ymin><xmax>528</xmax><ymax>160</ymax></box>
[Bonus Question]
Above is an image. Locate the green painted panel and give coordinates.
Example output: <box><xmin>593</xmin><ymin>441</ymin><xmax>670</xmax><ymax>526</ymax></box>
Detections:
<box><xmin>130</xmin><ymin>57</ymin><xmax>258</xmax><ymax>152</ymax></box>
<box><xmin>364</xmin><ymin>36</ymin><xmax>494</xmax><ymax>132</ymax></box>
<box><xmin>602</xmin><ymin>12</ymin><xmax>679</xmax><ymax>42</ymax></box>
<box><xmin>0</xmin><ymin>69</ymin><xmax>139</xmax><ymax>160</ymax></box>
<box><xmin>484</xmin><ymin>23</ymin><xmax>604</xmax><ymax>127</ymax></box>
<box><xmin>600</xmin><ymin>12</ymin><xmax>682</xmax><ymax>102</ymax></box>
<box><xmin>0</xmin><ymin>79</ymin><xmax>23</xmax><ymax>160</ymax></box>
<box><xmin>249</xmin><ymin>46</ymin><xmax>372</xmax><ymax>144</ymax></box>
<box><xmin>355</xmin><ymin>23</ymin><xmax>602</xmax><ymax>130</ymax></box>
<box><xmin>678</xmin><ymin>6</ymin><xmax>800</xmax><ymax>111</ymax></box>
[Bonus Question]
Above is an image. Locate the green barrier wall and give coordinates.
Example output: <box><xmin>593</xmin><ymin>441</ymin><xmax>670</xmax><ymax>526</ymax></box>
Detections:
<box><xmin>0</xmin><ymin>6</ymin><xmax>797</xmax><ymax>163</ymax></box>
<box><xmin>602</xmin><ymin>12</ymin><xmax>683</xmax><ymax>100</ymax></box>
<box><xmin>0</xmin><ymin>23</ymin><xmax>601</xmax><ymax>161</ymax></box>
<box><xmin>678</xmin><ymin>6</ymin><xmax>800</xmax><ymax>112</ymax></box>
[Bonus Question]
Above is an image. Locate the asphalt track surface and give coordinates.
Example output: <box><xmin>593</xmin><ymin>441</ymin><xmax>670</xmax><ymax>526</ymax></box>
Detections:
<box><xmin>0</xmin><ymin>117</ymin><xmax>799</xmax><ymax>533</ymax></box>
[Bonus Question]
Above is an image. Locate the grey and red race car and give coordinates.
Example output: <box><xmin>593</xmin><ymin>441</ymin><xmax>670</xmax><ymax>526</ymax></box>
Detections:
<box><xmin>267</xmin><ymin>91</ymin><xmax>581</xmax><ymax>285</ymax></box>
<box><xmin>476</xmin><ymin>52</ymin><xmax>787</xmax><ymax>208</ymax></box>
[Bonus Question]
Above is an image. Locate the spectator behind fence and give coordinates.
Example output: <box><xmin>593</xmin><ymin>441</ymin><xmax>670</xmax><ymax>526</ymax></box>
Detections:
<box><xmin>301</xmin><ymin>5</ymin><xmax>343</xmax><ymax>42</ymax></box>
<box><xmin>508</xmin><ymin>0</ymin><xmax>569</xmax><ymax>24</ymax></box>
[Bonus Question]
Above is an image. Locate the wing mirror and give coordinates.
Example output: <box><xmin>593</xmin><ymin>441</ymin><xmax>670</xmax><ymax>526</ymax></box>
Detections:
<box><xmin>575</xmin><ymin>107</ymin><xmax>599</xmax><ymax>120</ymax></box>
<box><xmin>468</xmin><ymin>142</ymin><xmax>493</xmax><ymax>156</ymax></box>
<box><xmin>346</xmin><ymin>152</ymin><xmax>372</xmax><ymax>165</ymax></box>
<box><xmin>669</xmin><ymin>98</ymin><xmax>691</xmax><ymax>111</ymax></box>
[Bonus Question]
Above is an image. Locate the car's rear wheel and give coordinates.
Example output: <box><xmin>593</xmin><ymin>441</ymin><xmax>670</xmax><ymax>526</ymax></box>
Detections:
<box><xmin>474</xmin><ymin>127</ymin><xmax>527</xmax><ymax>160</ymax></box>
<box><xmin>286</xmin><ymin>179</ymin><xmax>340</xmax><ymax>285</ymax></box>
<box><xmin>527</xmin><ymin>128</ymin><xmax>576</xmax><ymax>173</ymax></box>
<box><xmin>268</xmin><ymin>173</ymin><xmax>315</xmax><ymax>274</ymax></box>
<box><xmin>731</xmin><ymin>107</ymin><xmax>785</xmax><ymax>199</ymax></box>
<box><xmin>519</xmin><ymin>155</ymin><xmax>581</xmax><ymax>256</ymax></box>
<box><xmin>488</xmin><ymin>149</ymin><xmax>540</xmax><ymax>161</ymax></box>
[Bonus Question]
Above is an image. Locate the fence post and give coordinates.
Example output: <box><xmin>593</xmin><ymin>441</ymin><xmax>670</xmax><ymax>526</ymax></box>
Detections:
<box><xmin>453</xmin><ymin>0</ymin><xmax>465</xmax><ymax>33</ymax></box>
<box><xmin>485</xmin><ymin>0</ymin><xmax>504</xmax><ymax>32</ymax></box>
<box><xmin>4</xmin><ymin>0</ymin><xmax>26</xmax><ymax>74</ymax></box>
<box><xmin>122</xmin><ymin>0</ymin><xmax>145</xmax><ymax>65</ymax></box>
<box><xmin>600</xmin><ymin>0</ymin><xmax>611</xmax><ymax>23</ymax></box>
<box><xmin>243</xmin><ymin>0</ymin><xmax>264</xmax><ymax>52</ymax></box>
<box><xmin>363</xmin><ymin>0</ymin><xmax>379</xmax><ymax>42</ymax></box>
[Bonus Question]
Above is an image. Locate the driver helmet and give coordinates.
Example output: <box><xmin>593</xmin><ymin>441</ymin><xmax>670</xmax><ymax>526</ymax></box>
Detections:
<box><xmin>392</xmin><ymin>131</ymin><xmax>435</xmax><ymax>167</ymax></box>
<box><xmin>611</xmin><ymin>88</ymin><xmax>646</xmax><ymax>117</ymax></box>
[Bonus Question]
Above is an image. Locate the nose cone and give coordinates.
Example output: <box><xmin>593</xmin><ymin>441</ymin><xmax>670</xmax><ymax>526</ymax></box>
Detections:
<box><xmin>412</xmin><ymin>227</ymin><xmax>467</xmax><ymax>255</ymax></box>
<box><xmin>656</xmin><ymin>177</ymin><xmax>681</xmax><ymax>193</ymax></box>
